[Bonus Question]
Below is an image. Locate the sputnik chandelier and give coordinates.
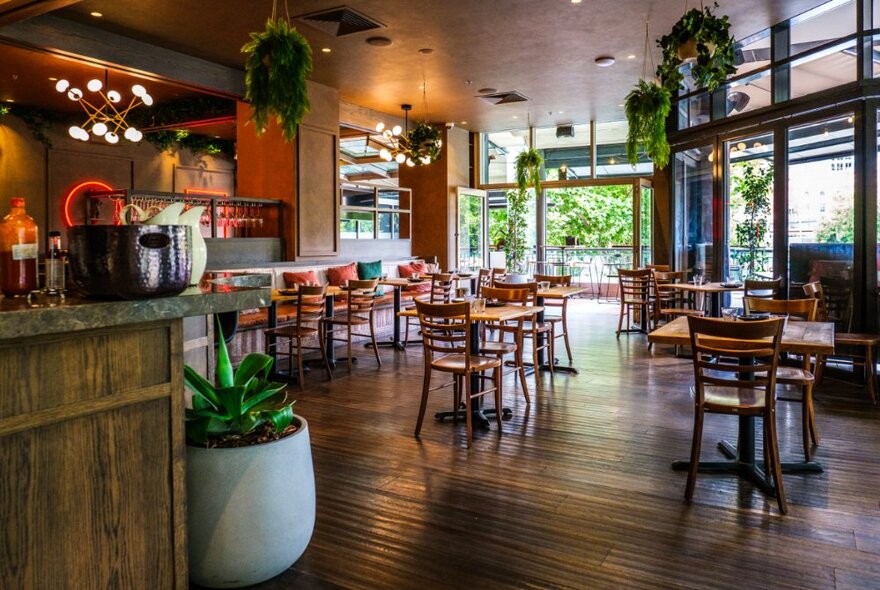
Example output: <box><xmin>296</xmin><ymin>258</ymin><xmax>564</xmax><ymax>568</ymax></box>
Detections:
<box><xmin>55</xmin><ymin>76</ymin><xmax>152</xmax><ymax>144</ymax></box>
<box><xmin>375</xmin><ymin>104</ymin><xmax>442</xmax><ymax>167</ymax></box>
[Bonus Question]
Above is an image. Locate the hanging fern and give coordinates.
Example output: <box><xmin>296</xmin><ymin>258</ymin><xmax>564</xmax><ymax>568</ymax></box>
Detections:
<box><xmin>406</xmin><ymin>122</ymin><xmax>442</xmax><ymax>165</ymax></box>
<box><xmin>242</xmin><ymin>18</ymin><xmax>312</xmax><ymax>142</ymax></box>
<box><xmin>515</xmin><ymin>148</ymin><xmax>543</xmax><ymax>194</ymax></box>
<box><xmin>624</xmin><ymin>79</ymin><xmax>672</xmax><ymax>169</ymax></box>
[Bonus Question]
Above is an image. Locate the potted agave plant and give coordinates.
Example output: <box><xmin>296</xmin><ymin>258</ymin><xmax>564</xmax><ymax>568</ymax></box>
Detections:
<box><xmin>624</xmin><ymin>79</ymin><xmax>672</xmax><ymax>169</ymax></box>
<box><xmin>185</xmin><ymin>321</ymin><xmax>315</xmax><ymax>588</ymax></box>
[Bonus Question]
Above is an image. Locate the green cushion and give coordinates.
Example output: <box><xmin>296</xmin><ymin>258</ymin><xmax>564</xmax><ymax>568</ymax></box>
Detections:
<box><xmin>357</xmin><ymin>260</ymin><xmax>384</xmax><ymax>295</ymax></box>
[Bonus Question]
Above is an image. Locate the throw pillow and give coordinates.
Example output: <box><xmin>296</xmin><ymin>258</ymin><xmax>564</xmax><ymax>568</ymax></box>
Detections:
<box><xmin>398</xmin><ymin>262</ymin><xmax>431</xmax><ymax>293</ymax></box>
<box><xmin>326</xmin><ymin>262</ymin><xmax>359</xmax><ymax>287</ymax></box>
<box><xmin>283</xmin><ymin>270</ymin><xmax>319</xmax><ymax>287</ymax></box>
<box><xmin>357</xmin><ymin>260</ymin><xmax>384</xmax><ymax>295</ymax></box>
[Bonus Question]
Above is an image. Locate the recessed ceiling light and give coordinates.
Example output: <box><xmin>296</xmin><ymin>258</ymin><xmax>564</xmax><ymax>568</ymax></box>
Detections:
<box><xmin>321</xmin><ymin>47</ymin><xmax>331</xmax><ymax>53</ymax></box>
<box><xmin>366</xmin><ymin>36</ymin><xmax>392</xmax><ymax>47</ymax></box>
<box><xmin>571</xmin><ymin>0</ymin><xmax>582</xmax><ymax>3</ymax></box>
<box><xmin>90</xmin><ymin>11</ymin><xmax>102</xmax><ymax>17</ymax></box>
<box><xmin>558</xmin><ymin>110</ymin><xmax>564</xmax><ymax>114</ymax></box>
<box><xmin>5</xmin><ymin>98</ymin><xmax>14</xmax><ymax>103</ymax></box>
<box><xmin>512</xmin><ymin>115</ymin><xmax>519</xmax><ymax>119</ymax></box>
<box><xmin>478</xmin><ymin>87</ymin><xmax>497</xmax><ymax>94</ymax></box>
<box><xmin>418</xmin><ymin>48</ymin><xmax>433</xmax><ymax>54</ymax></box>
<box><xmin>618</xmin><ymin>103</ymin><xmax>624</xmax><ymax>107</ymax></box>
<box><xmin>214</xmin><ymin>135</ymin><xmax>221</xmax><ymax>139</ymax></box>
<box><xmin>627</xmin><ymin>54</ymin><xmax>636</xmax><ymax>59</ymax></box>
<box><xmin>460</xmin><ymin>121</ymin><xmax>467</xmax><ymax>125</ymax></box>
<box><xmin>48</xmin><ymin>77</ymin><xmax>57</xmax><ymax>81</ymax></box>
<box><xmin>595</xmin><ymin>56</ymin><xmax>616</xmax><ymax>67</ymax></box>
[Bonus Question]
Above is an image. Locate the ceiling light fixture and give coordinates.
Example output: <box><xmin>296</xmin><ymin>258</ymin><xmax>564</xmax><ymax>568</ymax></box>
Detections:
<box><xmin>418</xmin><ymin>48</ymin><xmax>434</xmax><ymax>54</ymax></box>
<box><xmin>595</xmin><ymin>56</ymin><xmax>616</xmax><ymax>67</ymax></box>
<box><xmin>321</xmin><ymin>47</ymin><xmax>331</xmax><ymax>53</ymax></box>
<box><xmin>366</xmin><ymin>36</ymin><xmax>392</xmax><ymax>47</ymax></box>
<box><xmin>478</xmin><ymin>87</ymin><xmax>497</xmax><ymax>94</ymax></box>
<box><xmin>627</xmin><ymin>54</ymin><xmax>636</xmax><ymax>59</ymax></box>
<box><xmin>375</xmin><ymin>102</ymin><xmax>442</xmax><ymax>167</ymax></box>
<box><xmin>90</xmin><ymin>11</ymin><xmax>103</xmax><ymax>17</ymax></box>
<box><xmin>56</xmin><ymin>76</ymin><xmax>150</xmax><ymax>144</ymax></box>
<box><xmin>571</xmin><ymin>0</ymin><xmax>582</xmax><ymax>3</ymax></box>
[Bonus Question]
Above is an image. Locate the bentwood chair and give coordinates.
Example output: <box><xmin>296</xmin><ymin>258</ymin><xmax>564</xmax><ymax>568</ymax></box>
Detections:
<box><xmin>744</xmin><ymin>277</ymin><xmax>783</xmax><ymax>300</ymax></box>
<box><xmin>323</xmin><ymin>279</ymin><xmax>381</xmax><ymax>372</ymax></box>
<box><xmin>744</xmin><ymin>296</ymin><xmax>819</xmax><ymax>459</ymax></box>
<box><xmin>495</xmin><ymin>280</ymin><xmax>555</xmax><ymax>374</ymax></box>
<box><xmin>404</xmin><ymin>273</ymin><xmax>454</xmax><ymax>347</ymax></box>
<box><xmin>414</xmin><ymin>301</ymin><xmax>503</xmax><ymax>448</ymax></box>
<box><xmin>686</xmin><ymin>315</ymin><xmax>787</xmax><ymax>513</ymax></box>
<box><xmin>480</xmin><ymin>286</ymin><xmax>530</xmax><ymax>403</ymax></box>
<box><xmin>534</xmin><ymin>273</ymin><xmax>573</xmax><ymax>362</ymax></box>
<box><xmin>617</xmin><ymin>268</ymin><xmax>653</xmax><ymax>337</ymax></box>
<box><xmin>263</xmin><ymin>285</ymin><xmax>332</xmax><ymax>389</ymax></box>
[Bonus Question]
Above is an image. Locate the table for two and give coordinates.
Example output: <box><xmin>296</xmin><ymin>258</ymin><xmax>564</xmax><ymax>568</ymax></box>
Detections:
<box><xmin>665</xmin><ymin>281</ymin><xmax>744</xmax><ymax>317</ymax></box>
<box><xmin>649</xmin><ymin>316</ymin><xmax>834</xmax><ymax>496</ymax></box>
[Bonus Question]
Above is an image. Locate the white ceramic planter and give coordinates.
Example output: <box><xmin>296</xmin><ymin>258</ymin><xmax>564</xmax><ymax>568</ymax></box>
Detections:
<box><xmin>186</xmin><ymin>416</ymin><xmax>315</xmax><ymax>588</ymax></box>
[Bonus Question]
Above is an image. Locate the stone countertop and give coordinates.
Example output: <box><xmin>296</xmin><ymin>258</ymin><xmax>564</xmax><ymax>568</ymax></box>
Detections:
<box><xmin>0</xmin><ymin>273</ymin><xmax>271</xmax><ymax>340</ymax></box>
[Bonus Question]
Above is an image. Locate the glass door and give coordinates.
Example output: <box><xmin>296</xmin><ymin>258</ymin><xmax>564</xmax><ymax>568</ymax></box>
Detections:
<box><xmin>639</xmin><ymin>183</ymin><xmax>654</xmax><ymax>266</ymax></box>
<box><xmin>456</xmin><ymin>188</ymin><xmax>488</xmax><ymax>271</ymax></box>
<box><xmin>673</xmin><ymin>145</ymin><xmax>714</xmax><ymax>277</ymax></box>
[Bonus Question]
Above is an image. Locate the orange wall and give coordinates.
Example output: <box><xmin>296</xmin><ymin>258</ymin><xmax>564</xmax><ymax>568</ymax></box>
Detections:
<box><xmin>400</xmin><ymin>128</ymin><xmax>450</xmax><ymax>269</ymax></box>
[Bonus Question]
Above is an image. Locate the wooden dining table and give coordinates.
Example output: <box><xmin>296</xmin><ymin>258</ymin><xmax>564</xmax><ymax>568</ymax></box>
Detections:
<box><xmin>649</xmin><ymin>315</ymin><xmax>835</xmax><ymax>496</ymax></box>
<box><xmin>377</xmin><ymin>278</ymin><xmax>432</xmax><ymax>350</ymax></box>
<box><xmin>269</xmin><ymin>286</ymin><xmax>342</xmax><ymax>374</ymax></box>
<box><xmin>399</xmin><ymin>303</ymin><xmax>542</xmax><ymax>428</ymax></box>
<box><xmin>665</xmin><ymin>281</ymin><xmax>745</xmax><ymax>317</ymax></box>
<box><xmin>535</xmin><ymin>285</ymin><xmax>589</xmax><ymax>374</ymax></box>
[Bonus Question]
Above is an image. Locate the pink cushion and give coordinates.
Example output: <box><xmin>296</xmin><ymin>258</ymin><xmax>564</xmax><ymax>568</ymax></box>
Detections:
<box><xmin>398</xmin><ymin>262</ymin><xmax>431</xmax><ymax>293</ymax></box>
<box><xmin>326</xmin><ymin>263</ymin><xmax>359</xmax><ymax>287</ymax></box>
<box><xmin>283</xmin><ymin>270</ymin><xmax>319</xmax><ymax>287</ymax></box>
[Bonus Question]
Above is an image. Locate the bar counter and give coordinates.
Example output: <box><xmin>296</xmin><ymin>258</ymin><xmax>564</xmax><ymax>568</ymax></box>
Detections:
<box><xmin>0</xmin><ymin>274</ymin><xmax>270</xmax><ymax>589</ymax></box>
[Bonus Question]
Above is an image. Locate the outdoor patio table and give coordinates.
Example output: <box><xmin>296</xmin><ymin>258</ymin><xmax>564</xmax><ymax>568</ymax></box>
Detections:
<box><xmin>666</xmin><ymin>281</ymin><xmax>745</xmax><ymax>317</ymax></box>
<box><xmin>648</xmin><ymin>316</ymin><xmax>835</xmax><ymax>497</ymax></box>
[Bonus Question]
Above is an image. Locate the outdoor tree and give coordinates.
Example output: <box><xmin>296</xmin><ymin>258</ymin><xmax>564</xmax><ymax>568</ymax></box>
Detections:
<box><xmin>731</xmin><ymin>162</ymin><xmax>773</xmax><ymax>279</ymax></box>
<box><xmin>545</xmin><ymin>185</ymin><xmax>634</xmax><ymax>247</ymax></box>
<box><xmin>816</xmin><ymin>202</ymin><xmax>854</xmax><ymax>243</ymax></box>
<box><xmin>505</xmin><ymin>188</ymin><xmax>531</xmax><ymax>272</ymax></box>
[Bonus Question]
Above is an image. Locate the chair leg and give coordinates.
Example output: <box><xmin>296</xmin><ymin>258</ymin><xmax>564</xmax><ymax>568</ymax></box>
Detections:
<box><xmin>404</xmin><ymin>317</ymin><xmax>411</xmax><ymax>348</ymax></box>
<box><xmin>766</xmin><ymin>408</ymin><xmax>787</xmax><ymax>514</ymax></box>
<box><xmin>616</xmin><ymin>302</ymin><xmax>625</xmax><ymax>337</ymax></box>
<box><xmin>297</xmin><ymin>337</ymin><xmax>305</xmax><ymax>391</ymax></box>
<box><xmin>494</xmin><ymin>365</ymin><xmax>503</xmax><ymax>431</ymax></box>
<box><xmin>814</xmin><ymin>354</ymin><xmax>825</xmax><ymax>385</ymax></box>
<box><xmin>517</xmin><ymin>344</ymin><xmax>530</xmax><ymax>404</ymax></box>
<box><xmin>685</xmin><ymin>406</ymin><xmax>704</xmax><ymax>502</ymax></box>
<box><xmin>347</xmin><ymin>325</ymin><xmax>353</xmax><ymax>373</ymax></box>
<box><xmin>807</xmin><ymin>386</ymin><xmax>820</xmax><ymax>447</ymax></box>
<box><xmin>453</xmin><ymin>376</ymin><xmax>461</xmax><ymax>423</ymax></box>
<box><xmin>547</xmin><ymin>327</ymin><xmax>555</xmax><ymax>375</ymax></box>
<box><xmin>319</xmin><ymin>326</ymin><xmax>333</xmax><ymax>380</ymax></box>
<box><xmin>866</xmin><ymin>344</ymin><xmax>877</xmax><ymax>404</ymax></box>
<box><xmin>414</xmin><ymin>366</ymin><xmax>431</xmax><ymax>437</ymax></box>
<box><xmin>464</xmin><ymin>375</ymin><xmax>473</xmax><ymax>448</ymax></box>
<box><xmin>562</xmin><ymin>314</ymin><xmax>573</xmax><ymax>362</ymax></box>
<box><xmin>801</xmin><ymin>384</ymin><xmax>812</xmax><ymax>462</ymax></box>
<box><xmin>371</xmin><ymin>319</ymin><xmax>382</xmax><ymax>366</ymax></box>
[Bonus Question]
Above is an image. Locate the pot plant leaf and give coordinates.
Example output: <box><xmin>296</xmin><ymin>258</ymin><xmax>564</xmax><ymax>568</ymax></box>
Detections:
<box><xmin>624</xmin><ymin>79</ymin><xmax>672</xmax><ymax>169</ymax></box>
<box><xmin>234</xmin><ymin>352</ymin><xmax>274</xmax><ymax>387</ymax></box>
<box><xmin>242</xmin><ymin>17</ymin><xmax>313</xmax><ymax>142</ymax></box>
<box><xmin>406</xmin><ymin>122</ymin><xmax>443</xmax><ymax>165</ymax></box>
<box><xmin>515</xmin><ymin>148</ymin><xmax>543</xmax><ymax>195</ymax></box>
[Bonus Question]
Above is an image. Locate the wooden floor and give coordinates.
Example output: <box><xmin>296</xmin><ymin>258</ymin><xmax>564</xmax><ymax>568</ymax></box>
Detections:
<box><xmin>239</xmin><ymin>300</ymin><xmax>880</xmax><ymax>590</ymax></box>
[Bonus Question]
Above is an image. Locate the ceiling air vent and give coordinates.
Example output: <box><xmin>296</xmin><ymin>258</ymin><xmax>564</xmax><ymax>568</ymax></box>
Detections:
<box><xmin>296</xmin><ymin>6</ymin><xmax>385</xmax><ymax>37</ymax></box>
<box><xmin>556</xmin><ymin>125</ymin><xmax>574</xmax><ymax>138</ymax></box>
<box><xmin>477</xmin><ymin>91</ymin><xmax>531</xmax><ymax>106</ymax></box>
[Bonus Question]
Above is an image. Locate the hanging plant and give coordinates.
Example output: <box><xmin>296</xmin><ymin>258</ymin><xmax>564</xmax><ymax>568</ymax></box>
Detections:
<box><xmin>515</xmin><ymin>148</ymin><xmax>543</xmax><ymax>194</ymax></box>
<box><xmin>656</xmin><ymin>3</ymin><xmax>736</xmax><ymax>93</ymax></box>
<box><xmin>405</xmin><ymin>122</ymin><xmax>442</xmax><ymax>166</ymax></box>
<box><xmin>241</xmin><ymin>17</ymin><xmax>312</xmax><ymax>142</ymax></box>
<box><xmin>625</xmin><ymin>79</ymin><xmax>672</xmax><ymax>169</ymax></box>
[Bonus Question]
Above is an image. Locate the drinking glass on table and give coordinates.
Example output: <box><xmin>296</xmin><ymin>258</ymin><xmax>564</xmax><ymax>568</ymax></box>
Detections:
<box><xmin>721</xmin><ymin>307</ymin><xmax>737</xmax><ymax>321</ymax></box>
<box><xmin>456</xmin><ymin>287</ymin><xmax>468</xmax><ymax>299</ymax></box>
<box><xmin>472</xmin><ymin>297</ymin><xmax>486</xmax><ymax>313</ymax></box>
<box><xmin>410</xmin><ymin>272</ymin><xmax>420</xmax><ymax>280</ymax></box>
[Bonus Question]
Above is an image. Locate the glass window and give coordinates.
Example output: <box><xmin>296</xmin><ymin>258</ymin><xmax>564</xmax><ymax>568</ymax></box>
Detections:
<box><xmin>377</xmin><ymin>189</ymin><xmax>401</xmax><ymax>210</ymax></box>
<box><xmin>726</xmin><ymin>133</ymin><xmax>775</xmax><ymax>301</ymax></box>
<box><xmin>595</xmin><ymin>121</ymin><xmax>652</xmax><ymax>176</ymax></box>
<box><xmin>640</xmin><ymin>186</ymin><xmax>653</xmax><ymax>267</ymax></box>
<box><xmin>545</xmin><ymin>186</ymin><xmax>634</xmax><ymax>248</ymax></box>
<box><xmin>481</xmin><ymin>129</ymin><xmax>530</xmax><ymax>184</ymax></box>
<box><xmin>790</xmin><ymin>39</ymin><xmax>857</xmax><ymax>99</ymax></box>
<box><xmin>788</xmin><ymin>115</ymin><xmax>854</xmax><ymax>320</ymax></box>
<box><xmin>734</xmin><ymin>29</ymin><xmax>771</xmax><ymax>77</ymax></box>
<box><xmin>341</xmin><ymin>186</ymin><xmax>375</xmax><ymax>208</ymax></box>
<box><xmin>377</xmin><ymin>212</ymin><xmax>400</xmax><ymax>239</ymax></box>
<box><xmin>534</xmin><ymin>123</ymin><xmax>591</xmax><ymax>180</ymax></box>
<box><xmin>674</xmin><ymin>145</ymin><xmax>714</xmax><ymax>277</ymax></box>
<box><xmin>725</xmin><ymin>69</ymin><xmax>772</xmax><ymax>116</ymax></box>
<box><xmin>790</xmin><ymin>0</ymin><xmax>855</xmax><ymax>57</ymax></box>
<box><xmin>677</xmin><ymin>91</ymin><xmax>710</xmax><ymax>130</ymax></box>
<box><xmin>340</xmin><ymin>211</ymin><xmax>374</xmax><ymax>240</ymax></box>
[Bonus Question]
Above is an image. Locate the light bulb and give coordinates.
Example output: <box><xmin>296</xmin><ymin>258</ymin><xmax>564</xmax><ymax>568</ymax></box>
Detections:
<box><xmin>375</xmin><ymin>122</ymin><xmax>385</xmax><ymax>132</ymax></box>
<box><xmin>141</xmin><ymin>93</ymin><xmax>154</xmax><ymax>106</ymax></box>
<box><xmin>406</xmin><ymin>158</ymin><xmax>415</xmax><ymax>167</ymax></box>
<box><xmin>105</xmin><ymin>132</ymin><xmax>119</xmax><ymax>144</ymax></box>
<box><xmin>92</xmin><ymin>122</ymin><xmax>108</xmax><ymax>136</ymax></box>
<box><xmin>395</xmin><ymin>153</ymin><xmax>406</xmax><ymax>163</ymax></box>
<box><xmin>392</xmin><ymin>125</ymin><xmax>402</xmax><ymax>136</ymax></box>
<box><xmin>131</xmin><ymin>84</ymin><xmax>146</xmax><ymax>97</ymax></box>
<box><xmin>124</xmin><ymin>127</ymin><xmax>142</xmax><ymax>141</ymax></box>
<box><xmin>67</xmin><ymin>88</ymin><xmax>82</xmax><ymax>101</ymax></box>
<box><xmin>68</xmin><ymin>125</ymin><xmax>83</xmax><ymax>139</ymax></box>
<box><xmin>437</xmin><ymin>140</ymin><xmax>442</xmax><ymax>148</ymax></box>
<box><xmin>107</xmin><ymin>90</ymin><xmax>121</xmax><ymax>103</ymax></box>
<box><xmin>421</xmin><ymin>156</ymin><xmax>431</xmax><ymax>165</ymax></box>
<box><xmin>737</xmin><ymin>142</ymin><xmax>746</xmax><ymax>151</ymax></box>
<box><xmin>379</xmin><ymin>148</ymin><xmax>391</xmax><ymax>160</ymax></box>
<box><xmin>87</xmin><ymin>79</ymin><xmax>103</xmax><ymax>92</ymax></box>
<box><xmin>55</xmin><ymin>79</ymin><xmax>70</xmax><ymax>93</ymax></box>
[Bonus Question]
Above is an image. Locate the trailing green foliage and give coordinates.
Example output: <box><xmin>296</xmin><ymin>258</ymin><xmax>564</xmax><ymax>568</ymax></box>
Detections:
<box><xmin>515</xmin><ymin>148</ymin><xmax>543</xmax><ymax>194</ymax></box>
<box><xmin>0</xmin><ymin>105</ymin><xmax>67</xmax><ymax>147</ymax></box>
<box><xmin>624</xmin><ymin>80</ymin><xmax>671</xmax><ymax>169</ymax></box>
<box><xmin>143</xmin><ymin>129</ymin><xmax>235</xmax><ymax>158</ymax></box>
<box><xmin>545</xmin><ymin>185</ymin><xmax>636</xmax><ymax>248</ymax></box>
<box><xmin>731</xmin><ymin>162</ymin><xmax>773</xmax><ymax>279</ymax></box>
<box><xmin>0</xmin><ymin>105</ymin><xmax>9</xmax><ymax>116</ymax></box>
<box><xmin>127</xmin><ymin>96</ymin><xmax>235</xmax><ymax>129</ymax></box>
<box><xmin>242</xmin><ymin>17</ymin><xmax>312</xmax><ymax>142</ymax></box>
<box><xmin>505</xmin><ymin>188</ymin><xmax>531</xmax><ymax>272</ymax></box>
<box><xmin>406</xmin><ymin>122</ymin><xmax>442</xmax><ymax>165</ymax></box>
<box><xmin>656</xmin><ymin>3</ymin><xmax>736</xmax><ymax>93</ymax></box>
<box><xmin>184</xmin><ymin>319</ymin><xmax>294</xmax><ymax>446</ymax></box>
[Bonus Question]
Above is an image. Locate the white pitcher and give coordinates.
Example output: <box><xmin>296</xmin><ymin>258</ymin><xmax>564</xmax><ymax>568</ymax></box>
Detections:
<box><xmin>119</xmin><ymin>202</ymin><xmax>207</xmax><ymax>285</ymax></box>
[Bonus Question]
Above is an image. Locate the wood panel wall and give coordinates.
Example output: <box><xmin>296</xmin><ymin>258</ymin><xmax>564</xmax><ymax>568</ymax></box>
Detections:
<box><xmin>0</xmin><ymin>320</ymin><xmax>187</xmax><ymax>588</ymax></box>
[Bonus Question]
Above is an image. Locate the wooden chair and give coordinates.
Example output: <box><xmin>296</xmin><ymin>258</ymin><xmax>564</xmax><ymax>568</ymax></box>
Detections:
<box><xmin>645</xmin><ymin>264</ymin><xmax>670</xmax><ymax>272</ymax></box>
<box><xmin>617</xmin><ymin>268</ymin><xmax>653</xmax><ymax>337</ymax></box>
<box><xmin>686</xmin><ymin>315</ymin><xmax>787</xmax><ymax>513</ymax></box>
<box><xmin>476</xmin><ymin>268</ymin><xmax>492</xmax><ymax>297</ymax></box>
<box><xmin>480</xmin><ymin>286</ymin><xmax>530</xmax><ymax>403</ymax></box>
<box><xmin>652</xmin><ymin>270</ymin><xmax>704</xmax><ymax>326</ymax></box>
<box><xmin>403</xmin><ymin>273</ymin><xmax>454</xmax><ymax>347</ymax></box>
<box><xmin>495</xmin><ymin>280</ymin><xmax>555</xmax><ymax>374</ymax></box>
<box><xmin>414</xmin><ymin>301</ymin><xmax>503</xmax><ymax>448</ymax></box>
<box><xmin>744</xmin><ymin>277</ymin><xmax>783</xmax><ymax>299</ymax></box>
<box><xmin>263</xmin><ymin>285</ymin><xmax>332</xmax><ymax>390</ymax></box>
<box><xmin>744</xmin><ymin>296</ymin><xmax>820</xmax><ymax>459</ymax></box>
<box><xmin>533</xmin><ymin>273</ymin><xmax>573</xmax><ymax>362</ymax></box>
<box><xmin>490</xmin><ymin>267</ymin><xmax>507</xmax><ymax>286</ymax></box>
<box><xmin>322</xmin><ymin>279</ymin><xmax>382</xmax><ymax>372</ymax></box>
<box><xmin>804</xmin><ymin>280</ymin><xmax>878</xmax><ymax>404</ymax></box>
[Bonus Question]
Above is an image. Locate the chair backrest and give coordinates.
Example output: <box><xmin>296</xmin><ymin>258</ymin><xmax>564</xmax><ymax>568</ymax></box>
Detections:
<box><xmin>345</xmin><ymin>279</ymin><xmax>379</xmax><ymax>315</ymax></box>
<box><xmin>743</xmin><ymin>296</ymin><xmax>817</xmax><ymax>321</ymax></box>
<box><xmin>618</xmin><ymin>268</ymin><xmax>652</xmax><ymax>302</ymax></box>
<box><xmin>482</xmin><ymin>285</ymin><xmax>529</xmax><ymax>305</ymax></box>
<box><xmin>415</xmin><ymin>300</ymin><xmax>471</xmax><ymax>361</ymax></box>
<box><xmin>491</xmin><ymin>268</ymin><xmax>507</xmax><ymax>281</ymax></box>
<box><xmin>477</xmin><ymin>268</ymin><xmax>492</xmax><ymax>296</ymax></box>
<box><xmin>687</xmin><ymin>315</ymin><xmax>784</xmax><ymax>408</ymax></box>
<box><xmin>645</xmin><ymin>264</ymin><xmax>670</xmax><ymax>272</ymax></box>
<box><xmin>744</xmin><ymin>277</ymin><xmax>782</xmax><ymax>299</ymax></box>
<box><xmin>429</xmin><ymin>273</ymin><xmax>454</xmax><ymax>303</ymax></box>
<box><xmin>802</xmin><ymin>281</ymin><xmax>829</xmax><ymax>320</ymax></box>
<box><xmin>296</xmin><ymin>285</ymin><xmax>327</xmax><ymax>324</ymax></box>
<box><xmin>534</xmin><ymin>273</ymin><xmax>572</xmax><ymax>287</ymax></box>
<box><xmin>495</xmin><ymin>280</ymin><xmax>538</xmax><ymax>305</ymax></box>
<box><xmin>652</xmin><ymin>270</ymin><xmax>688</xmax><ymax>302</ymax></box>
<box><xmin>818</xmin><ymin>276</ymin><xmax>853</xmax><ymax>332</ymax></box>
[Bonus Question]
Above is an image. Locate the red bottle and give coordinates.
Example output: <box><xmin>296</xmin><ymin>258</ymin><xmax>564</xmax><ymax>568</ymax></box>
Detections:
<box><xmin>0</xmin><ymin>197</ymin><xmax>39</xmax><ymax>296</ymax></box>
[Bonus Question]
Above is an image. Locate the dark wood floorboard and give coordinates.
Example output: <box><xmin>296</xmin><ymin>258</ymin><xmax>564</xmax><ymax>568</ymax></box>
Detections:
<box><xmin>210</xmin><ymin>300</ymin><xmax>880</xmax><ymax>590</ymax></box>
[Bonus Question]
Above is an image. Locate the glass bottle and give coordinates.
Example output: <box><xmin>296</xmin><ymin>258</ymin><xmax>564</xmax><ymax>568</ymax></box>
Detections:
<box><xmin>45</xmin><ymin>230</ymin><xmax>65</xmax><ymax>294</ymax></box>
<box><xmin>0</xmin><ymin>197</ymin><xmax>39</xmax><ymax>296</ymax></box>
